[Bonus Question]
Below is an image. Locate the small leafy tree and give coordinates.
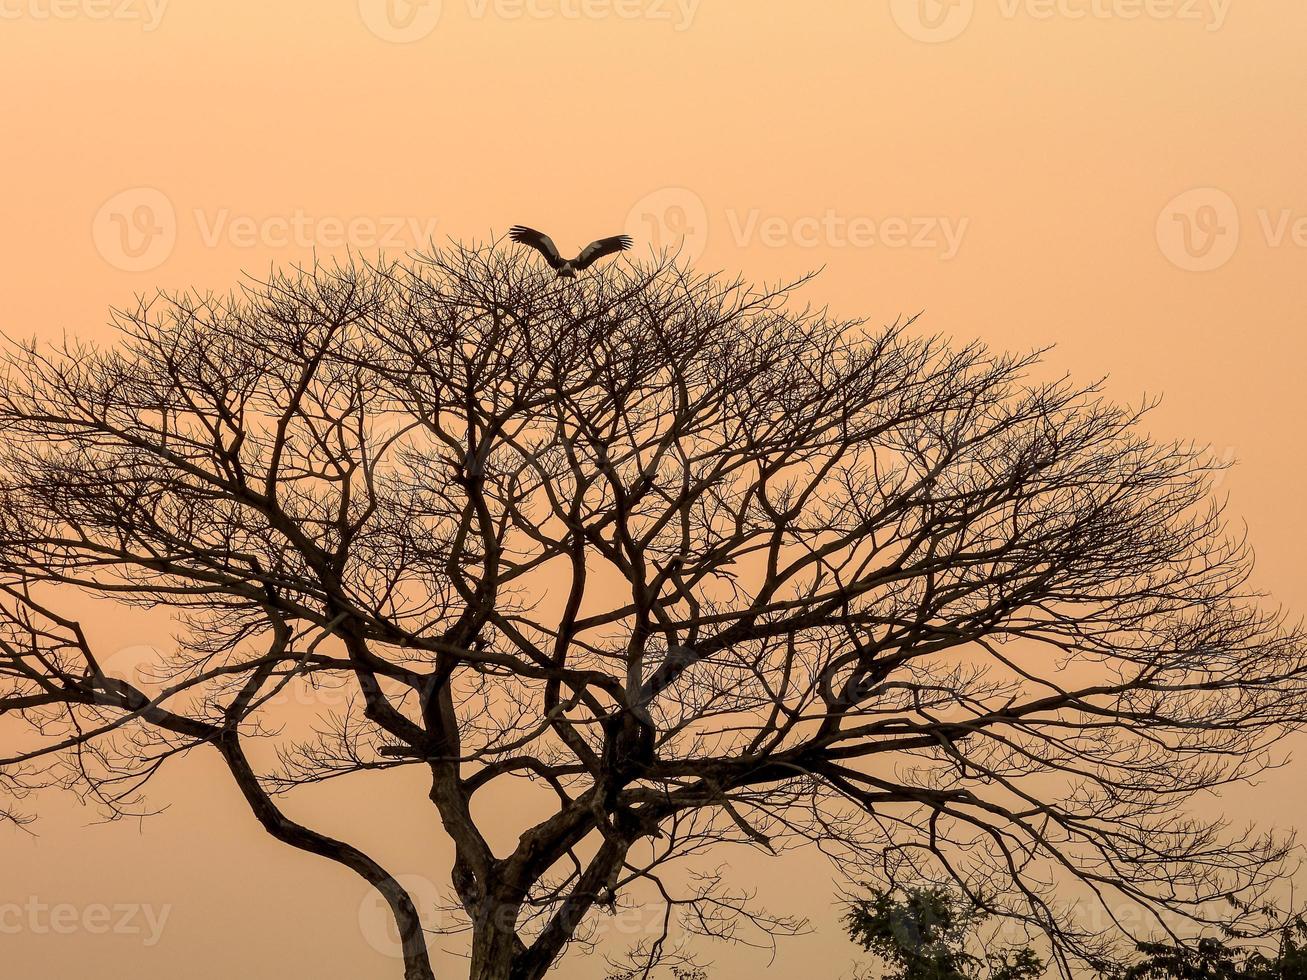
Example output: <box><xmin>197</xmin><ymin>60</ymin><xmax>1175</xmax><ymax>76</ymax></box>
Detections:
<box><xmin>845</xmin><ymin>886</ymin><xmax>1044</xmax><ymax>980</ymax></box>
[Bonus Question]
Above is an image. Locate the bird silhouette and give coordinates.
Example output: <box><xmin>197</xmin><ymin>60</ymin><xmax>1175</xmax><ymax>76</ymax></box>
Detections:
<box><xmin>509</xmin><ymin>226</ymin><xmax>633</xmax><ymax>278</ymax></box>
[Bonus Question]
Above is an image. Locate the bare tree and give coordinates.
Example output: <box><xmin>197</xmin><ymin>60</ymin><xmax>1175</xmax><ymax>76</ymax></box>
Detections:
<box><xmin>0</xmin><ymin>245</ymin><xmax>1304</xmax><ymax>980</ymax></box>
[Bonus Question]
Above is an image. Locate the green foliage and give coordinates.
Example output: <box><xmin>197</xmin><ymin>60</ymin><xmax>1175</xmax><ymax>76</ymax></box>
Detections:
<box><xmin>1117</xmin><ymin>917</ymin><xmax>1307</xmax><ymax>980</ymax></box>
<box><xmin>844</xmin><ymin>886</ymin><xmax>1044</xmax><ymax>980</ymax></box>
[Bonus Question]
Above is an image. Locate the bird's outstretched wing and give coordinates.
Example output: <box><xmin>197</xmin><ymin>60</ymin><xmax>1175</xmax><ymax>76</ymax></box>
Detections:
<box><xmin>574</xmin><ymin>234</ymin><xmax>633</xmax><ymax>270</ymax></box>
<box><xmin>509</xmin><ymin>226</ymin><xmax>566</xmax><ymax>269</ymax></box>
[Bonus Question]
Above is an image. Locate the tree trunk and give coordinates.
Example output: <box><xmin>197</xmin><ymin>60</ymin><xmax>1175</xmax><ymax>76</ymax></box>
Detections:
<box><xmin>395</xmin><ymin>896</ymin><xmax>437</xmax><ymax>980</ymax></box>
<box><xmin>469</xmin><ymin>925</ymin><xmax>529</xmax><ymax>980</ymax></box>
<box><xmin>402</xmin><ymin>957</ymin><xmax>437</xmax><ymax>980</ymax></box>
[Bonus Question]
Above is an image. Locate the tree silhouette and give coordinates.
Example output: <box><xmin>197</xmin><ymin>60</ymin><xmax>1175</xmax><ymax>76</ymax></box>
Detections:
<box><xmin>1</xmin><ymin>245</ymin><xmax>1305</xmax><ymax>979</ymax></box>
<box><xmin>844</xmin><ymin>885</ymin><xmax>1043</xmax><ymax>980</ymax></box>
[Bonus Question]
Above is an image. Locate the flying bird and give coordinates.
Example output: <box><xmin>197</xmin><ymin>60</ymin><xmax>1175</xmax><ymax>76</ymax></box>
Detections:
<box><xmin>509</xmin><ymin>225</ymin><xmax>633</xmax><ymax>278</ymax></box>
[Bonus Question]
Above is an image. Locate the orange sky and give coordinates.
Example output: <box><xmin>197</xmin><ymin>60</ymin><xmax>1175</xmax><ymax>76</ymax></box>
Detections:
<box><xmin>2</xmin><ymin>2</ymin><xmax>1306</xmax><ymax>977</ymax></box>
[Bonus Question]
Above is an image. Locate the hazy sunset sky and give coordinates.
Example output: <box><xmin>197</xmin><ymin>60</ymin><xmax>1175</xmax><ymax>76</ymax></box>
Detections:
<box><xmin>2</xmin><ymin>2</ymin><xmax>1306</xmax><ymax>977</ymax></box>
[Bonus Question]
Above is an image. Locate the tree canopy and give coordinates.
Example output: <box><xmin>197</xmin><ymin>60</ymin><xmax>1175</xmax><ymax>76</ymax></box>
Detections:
<box><xmin>1</xmin><ymin>246</ymin><xmax>1304</xmax><ymax>979</ymax></box>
